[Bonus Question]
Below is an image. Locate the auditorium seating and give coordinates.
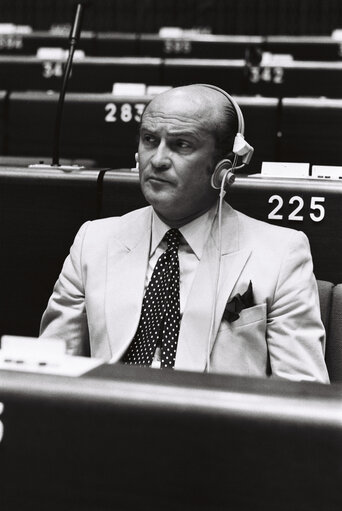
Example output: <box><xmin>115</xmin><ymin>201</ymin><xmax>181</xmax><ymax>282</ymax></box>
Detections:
<box><xmin>2</xmin><ymin>89</ymin><xmax>342</xmax><ymax>170</ymax></box>
<box><xmin>6</xmin><ymin>92</ymin><xmax>278</xmax><ymax>171</ymax></box>
<box><xmin>1</xmin><ymin>52</ymin><xmax>342</xmax><ymax>98</ymax></box>
<box><xmin>1</xmin><ymin>30</ymin><xmax>342</xmax><ymax>62</ymax></box>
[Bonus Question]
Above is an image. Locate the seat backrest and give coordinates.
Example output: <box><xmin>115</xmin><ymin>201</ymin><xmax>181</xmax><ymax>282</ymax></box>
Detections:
<box><xmin>316</xmin><ymin>279</ymin><xmax>334</xmax><ymax>337</ymax></box>
<box><xmin>316</xmin><ymin>279</ymin><xmax>342</xmax><ymax>383</ymax></box>
<box><xmin>326</xmin><ymin>284</ymin><xmax>342</xmax><ymax>383</ymax></box>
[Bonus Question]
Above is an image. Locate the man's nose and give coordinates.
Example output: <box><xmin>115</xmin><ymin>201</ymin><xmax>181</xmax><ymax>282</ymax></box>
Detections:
<box><xmin>150</xmin><ymin>142</ymin><xmax>171</xmax><ymax>170</ymax></box>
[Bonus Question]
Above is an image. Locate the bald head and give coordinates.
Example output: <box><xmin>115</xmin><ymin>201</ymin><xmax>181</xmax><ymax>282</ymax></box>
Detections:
<box><xmin>142</xmin><ymin>84</ymin><xmax>238</xmax><ymax>162</ymax></box>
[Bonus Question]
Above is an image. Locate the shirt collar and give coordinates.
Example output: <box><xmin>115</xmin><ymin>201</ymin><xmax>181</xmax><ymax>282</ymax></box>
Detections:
<box><xmin>151</xmin><ymin>203</ymin><xmax>218</xmax><ymax>260</ymax></box>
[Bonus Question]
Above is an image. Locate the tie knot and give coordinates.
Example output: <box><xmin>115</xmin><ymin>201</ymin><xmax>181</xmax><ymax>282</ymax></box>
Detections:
<box><xmin>165</xmin><ymin>228</ymin><xmax>181</xmax><ymax>250</ymax></box>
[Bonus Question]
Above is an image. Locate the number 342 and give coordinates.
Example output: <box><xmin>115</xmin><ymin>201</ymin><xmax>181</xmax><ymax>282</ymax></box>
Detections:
<box><xmin>268</xmin><ymin>195</ymin><xmax>325</xmax><ymax>223</ymax></box>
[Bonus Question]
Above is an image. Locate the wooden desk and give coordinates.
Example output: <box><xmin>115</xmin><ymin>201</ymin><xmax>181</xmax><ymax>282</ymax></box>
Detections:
<box><xmin>0</xmin><ymin>366</ymin><xmax>340</xmax><ymax>510</ymax></box>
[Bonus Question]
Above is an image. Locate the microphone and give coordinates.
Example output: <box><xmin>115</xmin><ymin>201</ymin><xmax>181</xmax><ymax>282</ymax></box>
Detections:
<box><xmin>29</xmin><ymin>1</ymin><xmax>89</xmax><ymax>171</ymax></box>
<box><xmin>69</xmin><ymin>1</ymin><xmax>87</xmax><ymax>45</ymax></box>
<box><xmin>51</xmin><ymin>1</ymin><xmax>88</xmax><ymax>167</ymax></box>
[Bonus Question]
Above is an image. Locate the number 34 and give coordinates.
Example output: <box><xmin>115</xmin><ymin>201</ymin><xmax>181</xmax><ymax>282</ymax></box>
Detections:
<box><xmin>268</xmin><ymin>195</ymin><xmax>325</xmax><ymax>223</ymax></box>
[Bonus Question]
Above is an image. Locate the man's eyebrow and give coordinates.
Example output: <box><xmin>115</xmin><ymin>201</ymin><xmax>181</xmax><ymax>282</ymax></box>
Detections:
<box><xmin>167</xmin><ymin>129</ymin><xmax>200</xmax><ymax>138</ymax></box>
<box><xmin>140</xmin><ymin>126</ymin><xmax>202</xmax><ymax>139</ymax></box>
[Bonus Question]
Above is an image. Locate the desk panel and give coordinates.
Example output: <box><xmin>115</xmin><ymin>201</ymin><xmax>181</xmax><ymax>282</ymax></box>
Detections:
<box><xmin>0</xmin><ymin>56</ymin><xmax>162</xmax><ymax>92</ymax></box>
<box><xmin>0</xmin><ymin>30</ymin><xmax>95</xmax><ymax>55</ymax></box>
<box><xmin>245</xmin><ymin>61</ymin><xmax>342</xmax><ymax>98</ymax></box>
<box><xmin>95</xmin><ymin>32</ymin><xmax>140</xmax><ymax>56</ymax></box>
<box><xmin>101</xmin><ymin>169</ymin><xmax>148</xmax><ymax>216</ymax></box>
<box><xmin>2</xmin><ymin>55</ymin><xmax>342</xmax><ymax>98</ymax></box>
<box><xmin>266</xmin><ymin>36</ymin><xmax>342</xmax><ymax>61</ymax></box>
<box><xmin>0</xmin><ymin>90</ymin><xmax>7</xmax><ymax>155</ymax></box>
<box><xmin>165</xmin><ymin>59</ymin><xmax>342</xmax><ymax>98</ymax></box>
<box><xmin>0</xmin><ymin>167</ymin><xmax>101</xmax><ymax>337</ymax></box>
<box><xmin>140</xmin><ymin>34</ymin><xmax>263</xmax><ymax>59</ymax></box>
<box><xmin>8</xmin><ymin>92</ymin><xmax>148</xmax><ymax>167</ymax></box>
<box><xmin>0</xmin><ymin>368</ymin><xmax>341</xmax><ymax>511</ymax></box>
<box><xmin>237</xmin><ymin>96</ymin><xmax>279</xmax><ymax>171</ymax></box>
<box><xmin>60</xmin><ymin>57</ymin><xmax>162</xmax><ymax>93</ymax></box>
<box><xmin>280</xmin><ymin>97</ymin><xmax>342</xmax><ymax>166</ymax></box>
<box><xmin>0</xmin><ymin>31</ymin><xmax>342</xmax><ymax>62</ymax></box>
<box><xmin>229</xmin><ymin>176</ymin><xmax>342</xmax><ymax>283</ymax></box>
<box><xmin>163</xmin><ymin>58</ymin><xmax>249</xmax><ymax>94</ymax></box>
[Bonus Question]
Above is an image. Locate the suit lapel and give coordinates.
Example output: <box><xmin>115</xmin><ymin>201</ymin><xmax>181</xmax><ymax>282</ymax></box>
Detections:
<box><xmin>175</xmin><ymin>203</ymin><xmax>251</xmax><ymax>372</ymax></box>
<box><xmin>105</xmin><ymin>208</ymin><xmax>152</xmax><ymax>361</ymax></box>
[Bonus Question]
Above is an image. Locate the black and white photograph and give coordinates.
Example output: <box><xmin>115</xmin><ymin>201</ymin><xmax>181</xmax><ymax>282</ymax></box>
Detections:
<box><xmin>0</xmin><ymin>1</ymin><xmax>341</xmax><ymax>509</ymax></box>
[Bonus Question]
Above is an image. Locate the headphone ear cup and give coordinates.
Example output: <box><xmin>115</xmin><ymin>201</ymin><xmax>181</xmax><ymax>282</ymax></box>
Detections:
<box><xmin>211</xmin><ymin>159</ymin><xmax>233</xmax><ymax>189</ymax></box>
<box><xmin>134</xmin><ymin>152</ymin><xmax>139</xmax><ymax>171</ymax></box>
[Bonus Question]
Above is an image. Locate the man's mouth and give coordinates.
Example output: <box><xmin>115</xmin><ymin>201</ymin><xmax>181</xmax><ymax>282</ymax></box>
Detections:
<box><xmin>148</xmin><ymin>176</ymin><xmax>171</xmax><ymax>184</ymax></box>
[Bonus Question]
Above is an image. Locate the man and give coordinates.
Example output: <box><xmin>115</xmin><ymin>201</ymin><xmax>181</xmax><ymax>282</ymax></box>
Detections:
<box><xmin>40</xmin><ymin>84</ymin><xmax>329</xmax><ymax>383</ymax></box>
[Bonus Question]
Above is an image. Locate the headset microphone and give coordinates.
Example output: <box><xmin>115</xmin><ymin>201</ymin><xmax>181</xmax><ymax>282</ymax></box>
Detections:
<box><xmin>200</xmin><ymin>84</ymin><xmax>254</xmax><ymax>372</ymax></box>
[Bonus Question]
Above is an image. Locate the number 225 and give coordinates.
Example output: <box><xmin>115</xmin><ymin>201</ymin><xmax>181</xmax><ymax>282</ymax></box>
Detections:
<box><xmin>268</xmin><ymin>195</ymin><xmax>325</xmax><ymax>222</ymax></box>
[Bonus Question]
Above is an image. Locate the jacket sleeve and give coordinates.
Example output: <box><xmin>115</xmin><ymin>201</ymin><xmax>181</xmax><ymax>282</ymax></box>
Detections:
<box><xmin>39</xmin><ymin>221</ymin><xmax>91</xmax><ymax>356</ymax></box>
<box><xmin>267</xmin><ymin>230</ymin><xmax>330</xmax><ymax>383</ymax></box>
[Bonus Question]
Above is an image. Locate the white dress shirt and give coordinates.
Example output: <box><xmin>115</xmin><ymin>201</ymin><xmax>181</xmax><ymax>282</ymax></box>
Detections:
<box><xmin>147</xmin><ymin>204</ymin><xmax>218</xmax><ymax>367</ymax></box>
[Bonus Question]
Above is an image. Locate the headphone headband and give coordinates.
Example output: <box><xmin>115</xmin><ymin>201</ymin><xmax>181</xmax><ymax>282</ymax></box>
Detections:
<box><xmin>199</xmin><ymin>83</ymin><xmax>245</xmax><ymax>135</ymax></box>
<box><xmin>197</xmin><ymin>83</ymin><xmax>254</xmax><ymax>167</ymax></box>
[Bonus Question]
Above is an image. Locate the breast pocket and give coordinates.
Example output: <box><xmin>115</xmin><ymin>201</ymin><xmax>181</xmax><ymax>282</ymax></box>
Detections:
<box><xmin>212</xmin><ymin>303</ymin><xmax>268</xmax><ymax>376</ymax></box>
<box><xmin>219</xmin><ymin>303</ymin><xmax>266</xmax><ymax>332</ymax></box>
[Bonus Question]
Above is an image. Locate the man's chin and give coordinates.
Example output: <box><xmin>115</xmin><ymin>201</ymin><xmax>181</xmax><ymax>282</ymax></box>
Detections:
<box><xmin>142</xmin><ymin>187</ymin><xmax>174</xmax><ymax>210</ymax></box>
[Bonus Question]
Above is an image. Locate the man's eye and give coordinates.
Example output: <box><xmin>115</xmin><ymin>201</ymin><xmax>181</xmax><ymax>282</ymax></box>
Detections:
<box><xmin>142</xmin><ymin>134</ymin><xmax>156</xmax><ymax>145</ymax></box>
<box><xmin>176</xmin><ymin>140</ymin><xmax>191</xmax><ymax>149</ymax></box>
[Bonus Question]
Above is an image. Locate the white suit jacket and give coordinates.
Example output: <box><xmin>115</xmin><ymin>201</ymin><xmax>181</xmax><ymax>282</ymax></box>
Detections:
<box><xmin>40</xmin><ymin>203</ymin><xmax>329</xmax><ymax>383</ymax></box>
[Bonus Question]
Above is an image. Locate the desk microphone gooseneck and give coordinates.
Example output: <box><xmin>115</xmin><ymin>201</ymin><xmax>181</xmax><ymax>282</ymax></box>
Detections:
<box><xmin>29</xmin><ymin>1</ymin><xmax>89</xmax><ymax>172</ymax></box>
<box><xmin>52</xmin><ymin>1</ymin><xmax>88</xmax><ymax>168</ymax></box>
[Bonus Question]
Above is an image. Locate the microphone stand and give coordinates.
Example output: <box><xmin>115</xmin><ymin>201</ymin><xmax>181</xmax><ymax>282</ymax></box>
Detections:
<box><xmin>30</xmin><ymin>1</ymin><xmax>87</xmax><ymax>171</ymax></box>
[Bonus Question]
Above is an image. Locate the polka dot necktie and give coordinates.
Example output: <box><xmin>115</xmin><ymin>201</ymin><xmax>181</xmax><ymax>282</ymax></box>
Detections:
<box><xmin>122</xmin><ymin>228</ymin><xmax>181</xmax><ymax>369</ymax></box>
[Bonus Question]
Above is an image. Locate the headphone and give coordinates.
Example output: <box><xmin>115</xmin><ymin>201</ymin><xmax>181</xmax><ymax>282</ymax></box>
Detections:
<box><xmin>198</xmin><ymin>84</ymin><xmax>254</xmax><ymax>189</ymax></box>
<box><xmin>135</xmin><ymin>85</ymin><xmax>254</xmax><ymax>189</ymax></box>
